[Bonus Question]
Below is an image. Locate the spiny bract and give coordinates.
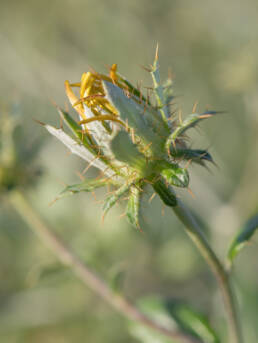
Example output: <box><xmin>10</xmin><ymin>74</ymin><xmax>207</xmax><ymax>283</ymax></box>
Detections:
<box><xmin>45</xmin><ymin>51</ymin><xmax>216</xmax><ymax>229</ymax></box>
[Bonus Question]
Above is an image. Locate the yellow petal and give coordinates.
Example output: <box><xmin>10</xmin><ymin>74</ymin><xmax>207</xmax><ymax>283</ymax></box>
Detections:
<box><xmin>80</xmin><ymin>72</ymin><xmax>91</xmax><ymax>98</ymax></box>
<box><xmin>79</xmin><ymin>114</ymin><xmax>125</xmax><ymax>128</ymax></box>
<box><xmin>109</xmin><ymin>63</ymin><xmax>118</xmax><ymax>83</ymax></box>
<box><xmin>64</xmin><ymin>80</ymin><xmax>86</xmax><ymax>119</ymax></box>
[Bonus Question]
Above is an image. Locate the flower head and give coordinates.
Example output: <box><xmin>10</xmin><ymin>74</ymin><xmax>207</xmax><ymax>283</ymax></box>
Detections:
<box><xmin>45</xmin><ymin>51</ymin><xmax>216</xmax><ymax>228</ymax></box>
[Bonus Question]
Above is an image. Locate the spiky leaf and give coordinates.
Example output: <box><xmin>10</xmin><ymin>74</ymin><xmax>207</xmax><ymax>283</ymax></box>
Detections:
<box><xmin>151</xmin><ymin>54</ymin><xmax>170</xmax><ymax>123</ymax></box>
<box><xmin>166</xmin><ymin>111</ymin><xmax>218</xmax><ymax>151</ymax></box>
<box><xmin>170</xmin><ymin>148</ymin><xmax>213</xmax><ymax>165</ymax></box>
<box><xmin>57</xmin><ymin>178</ymin><xmax>109</xmax><ymax>199</ymax></box>
<box><xmin>227</xmin><ymin>214</ymin><xmax>258</xmax><ymax>266</ymax></box>
<box><xmin>126</xmin><ymin>186</ymin><xmax>141</xmax><ymax>229</ymax></box>
<box><xmin>103</xmin><ymin>183</ymin><xmax>132</xmax><ymax>218</ymax></box>
<box><xmin>103</xmin><ymin>81</ymin><xmax>166</xmax><ymax>152</ymax></box>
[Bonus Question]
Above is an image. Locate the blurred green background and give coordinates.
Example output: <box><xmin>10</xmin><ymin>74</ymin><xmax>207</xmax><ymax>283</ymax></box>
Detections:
<box><xmin>0</xmin><ymin>0</ymin><xmax>258</xmax><ymax>342</ymax></box>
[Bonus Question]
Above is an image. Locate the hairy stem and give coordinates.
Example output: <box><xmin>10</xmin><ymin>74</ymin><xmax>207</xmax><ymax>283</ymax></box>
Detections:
<box><xmin>172</xmin><ymin>199</ymin><xmax>243</xmax><ymax>343</ymax></box>
<box><xmin>8</xmin><ymin>190</ymin><xmax>200</xmax><ymax>343</ymax></box>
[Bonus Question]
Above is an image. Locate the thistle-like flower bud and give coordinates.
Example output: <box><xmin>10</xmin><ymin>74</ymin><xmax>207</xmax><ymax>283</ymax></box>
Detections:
<box><xmin>45</xmin><ymin>52</ymin><xmax>216</xmax><ymax>228</ymax></box>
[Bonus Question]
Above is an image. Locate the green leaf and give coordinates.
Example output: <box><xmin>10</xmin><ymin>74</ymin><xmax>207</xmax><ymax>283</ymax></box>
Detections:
<box><xmin>57</xmin><ymin>178</ymin><xmax>109</xmax><ymax>200</ymax></box>
<box><xmin>153</xmin><ymin>179</ymin><xmax>177</xmax><ymax>207</ymax></box>
<box><xmin>166</xmin><ymin>111</ymin><xmax>218</xmax><ymax>151</ymax></box>
<box><xmin>129</xmin><ymin>297</ymin><xmax>220</xmax><ymax>343</ymax></box>
<box><xmin>161</xmin><ymin>166</ymin><xmax>189</xmax><ymax>188</ymax></box>
<box><xmin>109</xmin><ymin>268</ymin><xmax>126</xmax><ymax>293</ymax></box>
<box><xmin>110</xmin><ymin>131</ymin><xmax>146</xmax><ymax>171</ymax></box>
<box><xmin>227</xmin><ymin>214</ymin><xmax>258</xmax><ymax>266</ymax></box>
<box><xmin>103</xmin><ymin>81</ymin><xmax>166</xmax><ymax>153</ymax></box>
<box><xmin>126</xmin><ymin>186</ymin><xmax>141</xmax><ymax>229</ymax></box>
<box><xmin>128</xmin><ymin>297</ymin><xmax>175</xmax><ymax>343</ymax></box>
<box><xmin>170</xmin><ymin>148</ymin><xmax>213</xmax><ymax>166</ymax></box>
<box><xmin>165</xmin><ymin>300</ymin><xmax>220</xmax><ymax>343</ymax></box>
<box><xmin>103</xmin><ymin>182</ymin><xmax>132</xmax><ymax>218</ymax></box>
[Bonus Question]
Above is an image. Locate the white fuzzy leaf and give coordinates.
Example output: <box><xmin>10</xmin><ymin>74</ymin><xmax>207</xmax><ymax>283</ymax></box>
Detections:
<box><xmin>45</xmin><ymin>124</ymin><xmax>112</xmax><ymax>175</ymax></box>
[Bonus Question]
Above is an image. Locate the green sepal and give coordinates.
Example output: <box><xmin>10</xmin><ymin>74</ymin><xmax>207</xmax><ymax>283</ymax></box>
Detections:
<box><xmin>161</xmin><ymin>166</ymin><xmax>189</xmax><ymax>188</ymax></box>
<box><xmin>103</xmin><ymin>182</ymin><xmax>132</xmax><ymax>218</ymax></box>
<box><xmin>227</xmin><ymin>214</ymin><xmax>258</xmax><ymax>267</ymax></box>
<box><xmin>57</xmin><ymin>178</ymin><xmax>109</xmax><ymax>200</ymax></box>
<box><xmin>110</xmin><ymin>131</ymin><xmax>146</xmax><ymax>172</ymax></box>
<box><xmin>166</xmin><ymin>111</ymin><xmax>219</xmax><ymax>151</ymax></box>
<box><xmin>126</xmin><ymin>186</ymin><xmax>141</xmax><ymax>229</ymax></box>
<box><xmin>103</xmin><ymin>81</ymin><xmax>165</xmax><ymax>153</ymax></box>
<box><xmin>152</xmin><ymin>178</ymin><xmax>177</xmax><ymax>207</ymax></box>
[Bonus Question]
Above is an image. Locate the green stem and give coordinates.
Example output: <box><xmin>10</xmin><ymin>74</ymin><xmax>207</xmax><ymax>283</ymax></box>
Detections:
<box><xmin>8</xmin><ymin>190</ymin><xmax>200</xmax><ymax>343</ymax></box>
<box><xmin>172</xmin><ymin>198</ymin><xmax>243</xmax><ymax>343</ymax></box>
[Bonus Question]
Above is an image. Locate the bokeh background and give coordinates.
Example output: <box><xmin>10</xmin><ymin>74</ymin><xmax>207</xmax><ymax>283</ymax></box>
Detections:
<box><xmin>0</xmin><ymin>0</ymin><xmax>258</xmax><ymax>342</ymax></box>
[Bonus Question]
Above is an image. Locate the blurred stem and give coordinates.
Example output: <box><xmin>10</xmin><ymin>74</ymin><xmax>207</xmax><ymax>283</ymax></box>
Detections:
<box><xmin>172</xmin><ymin>199</ymin><xmax>243</xmax><ymax>343</ymax></box>
<box><xmin>8</xmin><ymin>190</ymin><xmax>200</xmax><ymax>343</ymax></box>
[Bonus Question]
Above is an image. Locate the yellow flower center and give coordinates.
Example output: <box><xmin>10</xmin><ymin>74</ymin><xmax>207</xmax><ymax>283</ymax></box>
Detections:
<box><xmin>64</xmin><ymin>64</ymin><xmax>125</xmax><ymax>119</ymax></box>
<box><xmin>64</xmin><ymin>64</ymin><xmax>135</xmax><ymax>140</ymax></box>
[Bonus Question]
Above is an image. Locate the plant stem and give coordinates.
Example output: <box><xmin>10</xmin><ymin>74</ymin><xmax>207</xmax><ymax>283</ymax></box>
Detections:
<box><xmin>8</xmin><ymin>190</ymin><xmax>200</xmax><ymax>343</ymax></box>
<box><xmin>172</xmin><ymin>198</ymin><xmax>243</xmax><ymax>343</ymax></box>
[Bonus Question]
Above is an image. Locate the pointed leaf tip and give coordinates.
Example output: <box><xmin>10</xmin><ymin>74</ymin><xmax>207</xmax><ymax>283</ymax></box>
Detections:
<box><xmin>165</xmin><ymin>111</ymin><xmax>218</xmax><ymax>152</ymax></box>
<box><xmin>227</xmin><ymin>214</ymin><xmax>258</xmax><ymax>267</ymax></box>
<box><xmin>57</xmin><ymin>178</ymin><xmax>109</xmax><ymax>200</ymax></box>
<box><xmin>170</xmin><ymin>148</ymin><xmax>214</xmax><ymax>166</ymax></box>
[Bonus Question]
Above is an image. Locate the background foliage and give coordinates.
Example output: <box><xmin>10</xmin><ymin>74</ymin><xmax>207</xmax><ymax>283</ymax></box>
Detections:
<box><xmin>0</xmin><ymin>0</ymin><xmax>258</xmax><ymax>342</ymax></box>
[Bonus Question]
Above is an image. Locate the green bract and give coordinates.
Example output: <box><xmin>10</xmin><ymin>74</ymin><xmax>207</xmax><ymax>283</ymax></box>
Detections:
<box><xmin>45</xmin><ymin>53</ymin><xmax>217</xmax><ymax>229</ymax></box>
